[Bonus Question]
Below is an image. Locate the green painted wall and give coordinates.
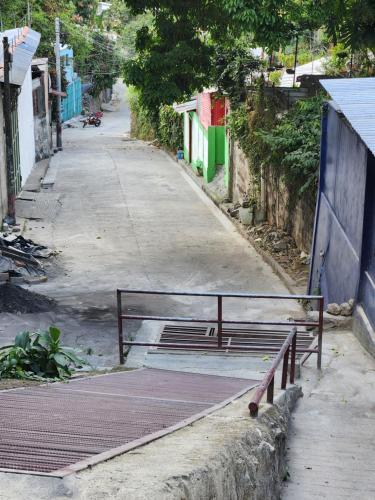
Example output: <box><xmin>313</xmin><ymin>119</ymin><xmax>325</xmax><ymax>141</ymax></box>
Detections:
<box><xmin>182</xmin><ymin>112</ymin><xmax>227</xmax><ymax>184</ymax></box>
<box><xmin>215</xmin><ymin>126</ymin><xmax>225</xmax><ymax>165</ymax></box>
<box><xmin>206</xmin><ymin>127</ymin><xmax>216</xmax><ymax>183</ymax></box>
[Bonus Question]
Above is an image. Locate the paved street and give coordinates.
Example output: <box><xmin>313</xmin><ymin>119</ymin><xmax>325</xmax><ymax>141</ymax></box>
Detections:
<box><xmin>13</xmin><ymin>81</ymin><xmax>301</xmax><ymax>367</ymax></box>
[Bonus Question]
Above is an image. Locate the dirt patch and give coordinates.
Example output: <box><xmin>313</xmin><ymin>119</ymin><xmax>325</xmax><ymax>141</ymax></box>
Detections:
<box><xmin>0</xmin><ymin>284</ymin><xmax>56</xmax><ymax>314</ymax></box>
<box><xmin>0</xmin><ymin>368</ymin><xmax>135</xmax><ymax>391</ymax></box>
<box><xmin>0</xmin><ymin>379</ymin><xmax>42</xmax><ymax>391</ymax></box>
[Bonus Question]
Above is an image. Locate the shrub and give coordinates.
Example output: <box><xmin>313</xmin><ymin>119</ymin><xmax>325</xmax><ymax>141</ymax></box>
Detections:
<box><xmin>127</xmin><ymin>86</ymin><xmax>155</xmax><ymax>141</ymax></box>
<box><xmin>0</xmin><ymin>327</ymin><xmax>87</xmax><ymax>380</ymax></box>
<box><xmin>158</xmin><ymin>105</ymin><xmax>183</xmax><ymax>151</ymax></box>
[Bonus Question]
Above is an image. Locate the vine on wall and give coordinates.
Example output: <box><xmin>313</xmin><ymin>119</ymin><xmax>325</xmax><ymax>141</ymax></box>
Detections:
<box><xmin>227</xmin><ymin>84</ymin><xmax>322</xmax><ymax>219</ymax></box>
<box><xmin>257</xmin><ymin>94</ymin><xmax>323</xmax><ymax>212</ymax></box>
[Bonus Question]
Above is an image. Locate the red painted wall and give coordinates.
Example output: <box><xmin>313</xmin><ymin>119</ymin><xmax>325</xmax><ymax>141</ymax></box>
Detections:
<box><xmin>198</xmin><ymin>91</ymin><xmax>226</xmax><ymax>128</ymax></box>
<box><xmin>211</xmin><ymin>97</ymin><xmax>225</xmax><ymax>126</ymax></box>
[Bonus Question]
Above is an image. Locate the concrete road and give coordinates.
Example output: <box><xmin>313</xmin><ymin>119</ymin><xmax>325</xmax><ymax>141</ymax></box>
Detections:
<box><xmin>14</xmin><ymin>80</ymin><xmax>301</xmax><ymax>367</ymax></box>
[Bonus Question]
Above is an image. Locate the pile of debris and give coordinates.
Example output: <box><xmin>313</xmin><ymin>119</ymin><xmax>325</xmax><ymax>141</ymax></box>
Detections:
<box><xmin>247</xmin><ymin>224</ymin><xmax>311</xmax><ymax>285</ymax></box>
<box><xmin>0</xmin><ymin>232</ymin><xmax>53</xmax><ymax>285</ymax></box>
<box><xmin>0</xmin><ymin>283</ymin><xmax>55</xmax><ymax>313</ymax></box>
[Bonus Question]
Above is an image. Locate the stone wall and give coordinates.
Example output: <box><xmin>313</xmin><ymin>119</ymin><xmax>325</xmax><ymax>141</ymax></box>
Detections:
<box><xmin>230</xmin><ymin>143</ymin><xmax>315</xmax><ymax>252</ymax></box>
<box><xmin>232</xmin><ymin>140</ymin><xmax>250</xmax><ymax>204</ymax></box>
<box><xmin>264</xmin><ymin>166</ymin><xmax>316</xmax><ymax>252</ymax></box>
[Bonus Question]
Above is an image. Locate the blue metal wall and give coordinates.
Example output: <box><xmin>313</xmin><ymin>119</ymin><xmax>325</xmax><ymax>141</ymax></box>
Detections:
<box><xmin>358</xmin><ymin>153</ymin><xmax>375</xmax><ymax>327</ymax></box>
<box><xmin>309</xmin><ymin>102</ymin><xmax>368</xmax><ymax>304</ymax></box>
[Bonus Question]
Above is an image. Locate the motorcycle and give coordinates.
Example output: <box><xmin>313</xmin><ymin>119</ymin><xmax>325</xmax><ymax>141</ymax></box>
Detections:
<box><xmin>81</xmin><ymin>113</ymin><xmax>101</xmax><ymax>128</ymax></box>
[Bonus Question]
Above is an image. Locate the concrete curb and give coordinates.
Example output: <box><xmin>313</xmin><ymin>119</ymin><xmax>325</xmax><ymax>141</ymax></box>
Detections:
<box><xmin>163</xmin><ymin>150</ymin><xmax>301</xmax><ymax>295</ymax></box>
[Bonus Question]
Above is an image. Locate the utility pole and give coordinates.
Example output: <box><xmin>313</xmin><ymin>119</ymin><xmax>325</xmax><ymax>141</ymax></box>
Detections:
<box><xmin>2</xmin><ymin>37</ymin><xmax>16</xmax><ymax>224</ymax></box>
<box><xmin>27</xmin><ymin>1</ymin><xmax>32</xmax><ymax>27</ymax></box>
<box><xmin>292</xmin><ymin>34</ymin><xmax>299</xmax><ymax>87</ymax></box>
<box><xmin>54</xmin><ymin>17</ymin><xmax>62</xmax><ymax>151</ymax></box>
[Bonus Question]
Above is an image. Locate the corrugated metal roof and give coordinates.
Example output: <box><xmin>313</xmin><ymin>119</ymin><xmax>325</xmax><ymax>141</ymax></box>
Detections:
<box><xmin>320</xmin><ymin>77</ymin><xmax>375</xmax><ymax>156</ymax></box>
<box><xmin>173</xmin><ymin>98</ymin><xmax>197</xmax><ymax>114</ymax></box>
<box><xmin>0</xmin><ymin>27</ymin><xmax>40</xmax><ymax>86</ymax></box>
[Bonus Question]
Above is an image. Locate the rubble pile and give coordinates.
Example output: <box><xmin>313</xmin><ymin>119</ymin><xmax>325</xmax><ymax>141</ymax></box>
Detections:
<box><xmin>0</xmin><ymin>231</ymin><xmax>53</xmax><ymax>285</ymax></box>
<box><xmin>0</xmin><ymin>283</ymin><xmax>55</xmax><ymax>313</ymax></box>
<box><xmin>247</xmin><ymin>224</ymin><xmax>311</xmax><ymax>284</ymax></box>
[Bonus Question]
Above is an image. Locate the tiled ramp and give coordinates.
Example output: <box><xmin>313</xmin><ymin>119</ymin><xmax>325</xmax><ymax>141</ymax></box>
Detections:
<box><xmin>0</xmin><ymin>368</ymin><xmax>257</xmax><ymax>477</ymax></box>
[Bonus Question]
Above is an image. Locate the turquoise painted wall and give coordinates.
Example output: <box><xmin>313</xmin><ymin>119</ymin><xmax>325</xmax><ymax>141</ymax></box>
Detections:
<box><xmin>61</xmin><ymin>78</ymin><xmax>82</xmax><ymax>122</ymax></box>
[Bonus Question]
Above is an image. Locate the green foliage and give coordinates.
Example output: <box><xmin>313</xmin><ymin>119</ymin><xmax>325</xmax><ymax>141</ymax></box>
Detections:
<box><xmin>100</xmin><ymin>0</ymin><xmax>153</xmax><ymax>59</ymax></box>
<box><xmin>227</xmin><ymin>86</ymin><xmax>322</xmax><ymax>213</ymax></box>
<box><xmin>127</xmin><ymin>87</ymin><xmax>155</xmax><ymax>140</ymax></box>
<box><xmin>257</xmin><ymin>95</ymin><xmax>323</xmax><ymax>199</ymax></box>
<box><xmin>268</xmin><ymin>70</ymin><xmax>282</xmax><ymax>86</ymax></box>
<box><xmin>128</xmin><ymin>88</ymin><xmax>182</xmax><ymax>150</ymax></box>
<box><xmin>227</xmin><ymin>84</ymin><xmax>278</xmax><ymax>188</ymax></box>
<box><xmin>78</xmin><ymin>32</ymin><xmax>121</xmax><ymax>97</ymax></box>
<box><xmin>215</xmin><ymin>40</ymin><xmax>264</xmax><ymax>107</ymax></box>
<box><xmin>121</xmin><ymin>0</ymin><xmax>375</xmax><ymax>123</ymax></box>
<box><xmin>72</xmin><ymin>0</ymin><xmax>99</xmax><ymax>24</ymax></box>
<box><xmin>122</xmin><ymin>0</ymin><xmax>233</xmax><ymax>121</ymax></box>
<box><xmin>158</xmin><ymin>105</ymin><xmax>183</xmax><ymax>151</ymax></box>
<box><xmin>0</xmin><ymin>327</ymin><xmax>87</xmax><ymax>380</ymax></box>
<box><xmin>324</xmin><ymin>43</ymin><xmax>375</xmax><ymax>77</ymax></box>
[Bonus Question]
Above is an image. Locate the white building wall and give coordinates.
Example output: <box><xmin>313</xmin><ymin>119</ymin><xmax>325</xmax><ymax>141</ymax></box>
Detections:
<box><xmin>183</xmin><ymin>113</ymin><xmax>189</xmax><ymax>153</ymax></box>
<box><xmin>192</xmin><ymin>114</ymin><xmax>199</xmax><ymax>163</ymax></box>
<box><xmin>198</xmin><ymin>126</ymin><xmax>204</xmax><ymax>164</ymax></box>
<box><xmin>17</xmin><ymin>68</ymin><xmax>35</xmax><ymax>186</ymax></box>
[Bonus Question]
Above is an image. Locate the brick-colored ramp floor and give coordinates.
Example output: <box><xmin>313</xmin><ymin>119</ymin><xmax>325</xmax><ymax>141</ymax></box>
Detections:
<box><xmin>0</xmin><ymin>368</ymin><xmax>257</xmax><ymax>476</ymax></box>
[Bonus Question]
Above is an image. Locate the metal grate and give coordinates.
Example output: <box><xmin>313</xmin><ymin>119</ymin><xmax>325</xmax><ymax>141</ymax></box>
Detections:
<box><xmin>158</xmin><ymin>324</ymin><xmax>314</xmax><ymax>356</ymax></box>
<box><xmin>0</xmin><ymin>368</ymin><xmax>257</xmax><ymax>476</ymax></box>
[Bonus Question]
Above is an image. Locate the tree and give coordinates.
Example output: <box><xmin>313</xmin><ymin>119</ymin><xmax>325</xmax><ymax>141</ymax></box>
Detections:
<box><xmin>78</xmin><ymin>32</ymin><xmax>121</xmax><ymax>97</ymax></box>
<box><xmin>122</xmin><ymin>0</ymin><xmax>375</xmax><ymax>120</ymax></box>
<box><xmin>122</xmin><ymin>0</ymin><xmax>232</xmax><ymax>121</ymax></box>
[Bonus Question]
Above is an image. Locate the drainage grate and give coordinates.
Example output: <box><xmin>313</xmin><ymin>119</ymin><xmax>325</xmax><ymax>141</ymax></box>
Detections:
<box><xmin>0</xmin><ymin>368</ymin><xmax>257</xmax><ymax>476</ymax></box>
<box><xmin>158</xmin><ymin>325</ymin><xmax>314</xmax><ymax>355</ymax></box>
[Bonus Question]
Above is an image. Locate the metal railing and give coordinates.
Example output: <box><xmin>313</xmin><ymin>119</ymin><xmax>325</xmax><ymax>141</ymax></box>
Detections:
<box><xmin>248</xmin><ymin>327</ymin><xmax>297</xmax><ymax>417</ymax></box>
<box><xmin>117</xmin><ymin>288</ymin><xmax>324</xmax><ymax>365</ymax></box>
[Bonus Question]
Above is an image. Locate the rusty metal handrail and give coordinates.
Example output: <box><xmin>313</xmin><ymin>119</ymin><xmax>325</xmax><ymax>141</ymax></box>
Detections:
<box><xmin>116</xmin><ymin>289</ymin><xmax>324</xmax><ymax>368</ymax></box>
<box><xmin>248</xmin><ymin>327</ymin><xmax>297</xmax><ymax>417</ymax></box>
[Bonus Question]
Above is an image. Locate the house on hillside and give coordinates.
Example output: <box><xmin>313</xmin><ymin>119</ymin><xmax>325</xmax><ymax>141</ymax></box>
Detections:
<box><xmin>0</xmin><ymin>27</ymin><xmax>40</xmax><ymax>222</ymax></box>
<box><xmin>309</xmin><ymin>77</ymin><xmax>375</xmax><ymax>353</ymax></box>
<box><xmin>60</xmin><ymin>46</ymin><xmax>82</xmax><ymax>122</ymax></box>
<box><xmin>175</xmin><ymin>90</ymin><xmax>229</xmax><ymax>184</ymax></box>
